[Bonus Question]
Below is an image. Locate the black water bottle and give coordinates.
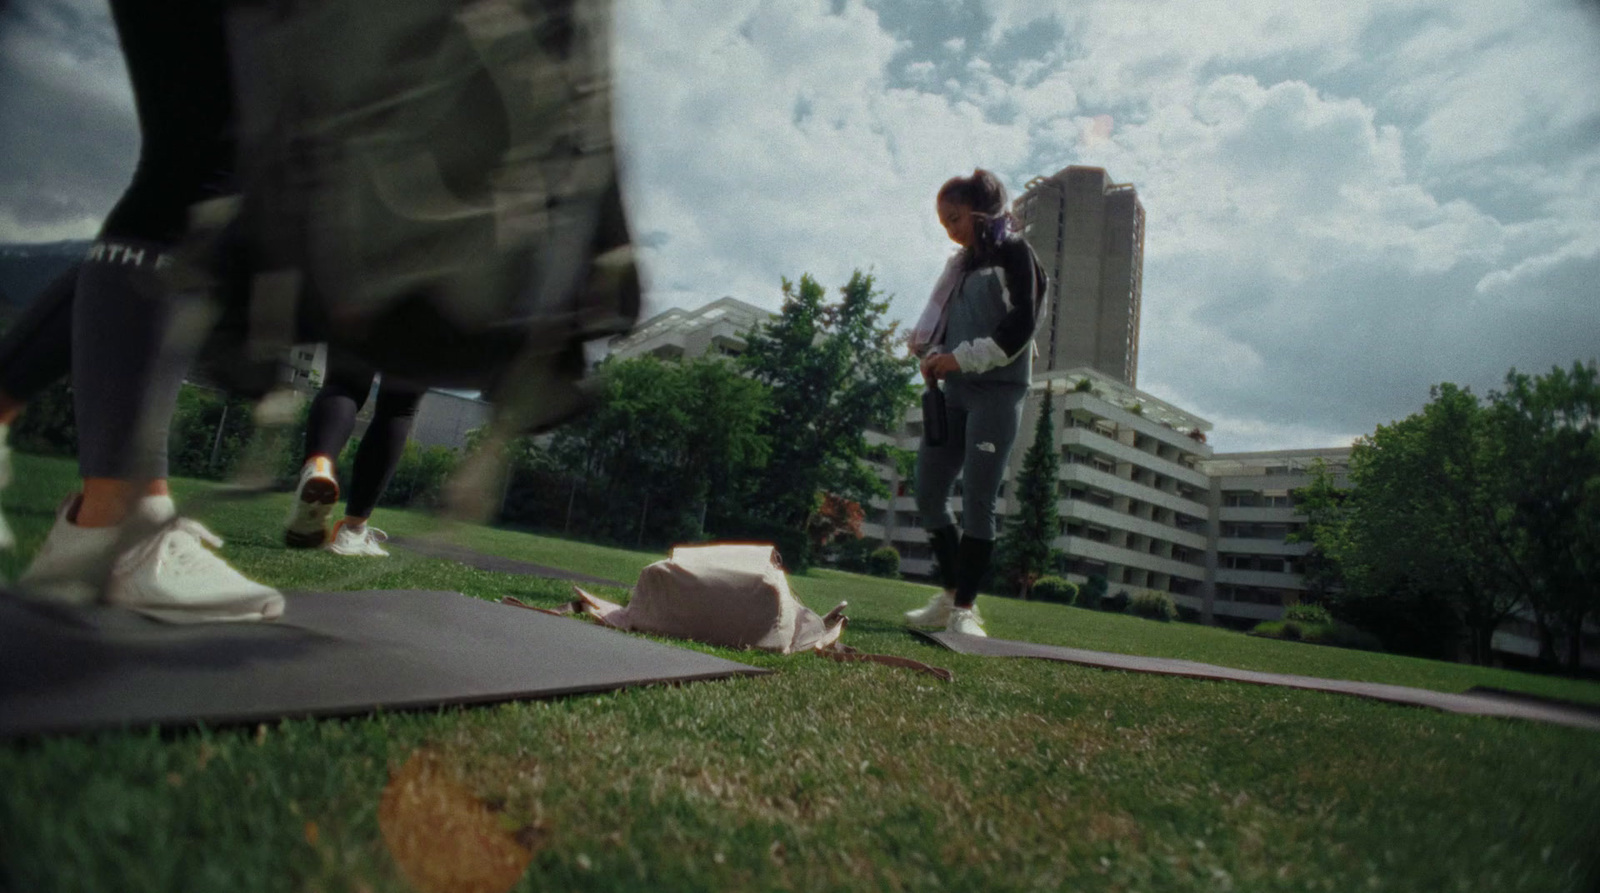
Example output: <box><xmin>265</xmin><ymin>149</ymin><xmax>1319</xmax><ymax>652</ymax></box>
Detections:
<box><xmin>922</xmin><ymin>380</ymin><xmax>947</xmax><ymax>447</ymax></box>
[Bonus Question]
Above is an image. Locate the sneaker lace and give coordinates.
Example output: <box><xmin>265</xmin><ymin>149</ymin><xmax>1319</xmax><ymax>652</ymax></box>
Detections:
<box><xmin>114</xmin><ymin>517</ymin><xmax>228</xmax><ymax>576</ymax></box>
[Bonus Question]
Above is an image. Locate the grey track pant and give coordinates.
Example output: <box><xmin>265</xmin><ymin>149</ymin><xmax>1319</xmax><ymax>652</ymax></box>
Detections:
<box><xmin>915</xmin><ymin>378</ymin><xmax>1027</xmax><ymax>540</ymax></box>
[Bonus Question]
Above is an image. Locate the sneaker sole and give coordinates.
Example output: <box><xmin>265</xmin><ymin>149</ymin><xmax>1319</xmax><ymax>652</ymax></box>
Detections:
<box><xmin>284</xmin><ymin>477</ymin><xmax>340</xmax><ymax>549</ymax></box>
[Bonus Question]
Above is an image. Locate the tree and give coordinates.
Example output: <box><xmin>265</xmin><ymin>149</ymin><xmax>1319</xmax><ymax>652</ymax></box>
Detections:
<box><xmin>1287</xmin><ymin>458</ymin><xmax>1350</xmax><ymax>603</ymax></box>
<box><xmin>542</xmin><ymin>355</ymin><xmax>771</xmax><ymax>547</ymax></box>
<box><xmin>1342</xmin><ymin>383</ymin><xmax>1528</xmax><ymax>664</ymax></box>
<box><xmin>736</xmin><ymin>271</ymin><xmax>917</xmax><ymax>569</ymax></box>
<box><xmin>1487</xmin><ymin>361</ymin><xmax>1600</xmax><ymax>670</ymax></box>
<box><xmin>994</xmin><ymin>384</ymin><xmax>1060</xmax><ymax>598</ymax></box>
<box><xmin>807</xmin><ymin>492</ymin><xmax>864</xmax><ymax>558</ymax></box>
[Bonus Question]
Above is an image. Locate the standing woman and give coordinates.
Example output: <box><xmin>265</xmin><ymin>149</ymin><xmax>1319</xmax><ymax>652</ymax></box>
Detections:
<box><xmin>904</xmin><ymin>169</ymin><xmax>1047</xmax><ymax>637</ymax></box>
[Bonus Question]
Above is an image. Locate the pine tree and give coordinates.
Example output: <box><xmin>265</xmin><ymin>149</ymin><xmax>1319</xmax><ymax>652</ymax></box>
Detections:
<box><xmin>996</xmin><ymin>383</ymin><xmax>1061</xmax><ymax>598</ymax></box>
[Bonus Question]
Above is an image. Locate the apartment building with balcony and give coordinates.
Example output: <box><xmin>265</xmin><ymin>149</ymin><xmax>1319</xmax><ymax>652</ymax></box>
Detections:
<box><xmin>608</xmin><ymin>296</ymin><xmax>773</xmax><ymax>362</ymax></box>
<box><xmin>864</xmin><ymin>366</ymin><xmax>1214</xmax><ymax>601</ymax></box>
<box><xmin>1197</xmin><ymin>448</ymin><xmax>1352</xmax><ymax>626</ymax></box>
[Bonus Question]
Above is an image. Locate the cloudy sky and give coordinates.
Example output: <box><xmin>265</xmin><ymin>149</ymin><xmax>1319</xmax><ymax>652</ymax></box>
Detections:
<box><xmin>2</xmin><ymin>0</ymin><xmax>1597</xmax><ymax>451</ymax></box>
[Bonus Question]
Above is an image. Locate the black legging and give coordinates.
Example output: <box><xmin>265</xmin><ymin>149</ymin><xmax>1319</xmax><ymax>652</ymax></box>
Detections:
<box><xmin>303</xmin><ymin>352</ymin><xmax>424</xmax><ymax>519</ymax></box>
<box><xmin>72</xmin><ymin>0</ymin><xmax>236</xmax><ymax>480</ymax></box>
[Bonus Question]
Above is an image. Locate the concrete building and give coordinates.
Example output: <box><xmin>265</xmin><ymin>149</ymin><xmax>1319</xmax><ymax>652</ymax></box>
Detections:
<box><xmin>1198</xmin><ymin>448</ymin><xmax>1352</xmax><ymax>627</ymax></box>
<box><xmin>609</xmin><ymin>296</ymin><xmax>773</xmax><ymax>362</ymax></box>
<box><xmin>1015</xmin><ymin>166</ymin><xmax>1144</xmax><ymax>387</ymax></box>
<box><xmin>864</xmin><ymin>366</ymin><xmax>1213</xmax><ymax>599</ymax></box>
<box><xmin>410</xmin><ymin>389</ymin><xmax>494</xmax><ymax>450</ymax></box>
<box><xmin>281</xmin><ymin>343</ymin><xmax>329</xmax><ymax>391</ymax></box>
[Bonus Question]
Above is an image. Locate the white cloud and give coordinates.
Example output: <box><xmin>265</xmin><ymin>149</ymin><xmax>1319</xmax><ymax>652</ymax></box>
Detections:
<box><xmin>3</xmin><ymin>0</ymin><xmax>1596</xmax><ymax>453</ymax></box>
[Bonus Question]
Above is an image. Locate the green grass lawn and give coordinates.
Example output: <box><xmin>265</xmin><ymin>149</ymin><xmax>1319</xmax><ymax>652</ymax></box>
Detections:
<box><xmin>3</xmin><ymin>454</ymin><xmax>1599</xmax><ymax>892</ymax></box>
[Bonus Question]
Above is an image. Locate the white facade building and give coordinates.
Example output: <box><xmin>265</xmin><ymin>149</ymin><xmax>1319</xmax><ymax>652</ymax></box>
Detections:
<box><xmin>1198</xmin><ymin>448</ymin><xmax>1352</xmax><ymax>626</ymax></box>
<box><xmin>609</xmin><ymin>297</ymin><xmax>773</xmax><ymax>362</ymax></box>
<box><xmin>865</xmin><ymin>366</ymin><xmax>1214</xmax><ymax>601</ymax></box>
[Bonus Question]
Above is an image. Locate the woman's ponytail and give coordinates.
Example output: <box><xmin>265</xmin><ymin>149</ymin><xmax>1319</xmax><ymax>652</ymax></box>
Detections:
<box><xmin>937</xmin><ymin>168</ymin><xmax>1017</xmax><ymax>262</ymax></box>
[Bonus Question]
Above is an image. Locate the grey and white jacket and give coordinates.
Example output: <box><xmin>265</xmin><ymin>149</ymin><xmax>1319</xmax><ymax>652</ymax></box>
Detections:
<box><xmin>938</xmin><ymin>237</ymin><xmax>1048</xmax><ymax>386</ymax></box>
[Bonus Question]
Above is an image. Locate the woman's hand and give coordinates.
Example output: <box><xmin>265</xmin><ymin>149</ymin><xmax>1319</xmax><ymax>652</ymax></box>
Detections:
<box><xmin>920</xmin><ymin>353</ymin><xmax>961</xmax><ymax>381</ymax></box>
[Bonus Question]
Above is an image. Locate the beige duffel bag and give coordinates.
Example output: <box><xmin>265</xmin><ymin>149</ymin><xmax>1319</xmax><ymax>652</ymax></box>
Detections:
<box><xmin>505</xmin><ymin>543</ymin><xmax>950</xmax><ymax>679</ymax></box>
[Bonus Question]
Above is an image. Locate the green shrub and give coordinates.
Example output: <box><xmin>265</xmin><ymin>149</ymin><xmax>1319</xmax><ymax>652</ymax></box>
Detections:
<box><xmin>1283</xmin><ymin>603</ymin><xmax>1333</xmax><ymax>626</ymax></box>
<box><xmin>373</xmin><ymin>441</ymin><xmax>459</xmax><ymax>510</ymax></box>
<box><xmin>1330</xmin><ymin>584</ymin><xmax>1460</xmax><ymax>660</ymax></box>
<box><xmin>1102</xmin><ymin>589</ymin><xmax>1131</xmax><ymax>613</ymax></box>
<box><xmin>1251</xmin><ymin>618</ymin><xmax>1384</xmax><ymax>652</ymax></box>
<box><xmin>866</xmin><ymin>546</ymin><xmax>900</xmax><ymax>578</ymax></box>
<box><xmin>1129</xmin><ymin>589</ymin><xmax>1177</xmax><ymax>622</ymax></box>
<box><xmin>831</xmin><ymin>536</ymin><xmax>875</xmax><ymax>573</ymax></box>
<box><xmin>1030</xmin><ymin>576</ymin><xmax>1078</xmax><ymax>605</ymax></box>
<box><xmin>1080</xmin><ymin>574</ymin><xmax>1108</xmax><ymax>610</ymax></box>
<box><xmin>8</xmin><ymin>379</ymin><xmax>77</xmax><ymax>458</ymax></box>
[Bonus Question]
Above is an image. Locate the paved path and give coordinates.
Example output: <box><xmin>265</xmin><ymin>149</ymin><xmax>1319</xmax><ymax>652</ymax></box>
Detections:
<box><xmin>388</xmin><ymin>537</ymin><xmax>627</xmax><ymax>588</ymax></box>
<box><xmin>913</xmin><ymin>629</ymin><xmax>1600</xmax><ymax>732</ymax></box>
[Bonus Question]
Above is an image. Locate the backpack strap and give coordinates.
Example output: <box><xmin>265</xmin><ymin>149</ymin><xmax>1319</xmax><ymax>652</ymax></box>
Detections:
<box><xmin>500</xmin><ymin>595</ymin><xmax>583</xmax><ymax>617</ymax></box>
<box><xmin>818</xmin><ymin>643</ymin><xmax>953</xmax><ymax>683</ymax></box>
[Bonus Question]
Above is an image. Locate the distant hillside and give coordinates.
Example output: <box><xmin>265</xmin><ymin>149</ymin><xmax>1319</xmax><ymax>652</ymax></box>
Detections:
<box><xmin>0</xmin><ymin>241</ymin><xmax>90</xmax><ymax>316</ymax></box>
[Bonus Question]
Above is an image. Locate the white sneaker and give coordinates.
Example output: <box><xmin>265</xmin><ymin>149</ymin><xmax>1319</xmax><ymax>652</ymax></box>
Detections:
<box><xmin>107</xmin><ymin>517</ymin><xmax>285</xmax><ymax>623</ymax></box>
<box><xmin>18</xmin><ymin>494</ymin><xmax>178</xmax><ymax>605</ymax></box>
<box><xmin>285</xmin><ymin>457</ymin><xmax>340</xmax><ymax>548</ymax></box>
<box><xmin>946</xmin><ymin>605</ymin><xmax>987</xmax><ymax>637</ymax></box>
<box><xmin>326</xmin><ymin>519</ymin><xmax>389</xmax><ymax>557</ymax></box>
<box><xmin>905</xmin><ymin>589</ymin><xmax>955</xmax><ymax>628</ymax></box>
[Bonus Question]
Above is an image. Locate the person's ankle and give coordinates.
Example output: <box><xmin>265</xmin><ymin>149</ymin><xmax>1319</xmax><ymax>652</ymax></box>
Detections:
<box><xmin>76</xmin><ymin>479</ymin><xmax>172</xmax><ymax>528</ymax></box>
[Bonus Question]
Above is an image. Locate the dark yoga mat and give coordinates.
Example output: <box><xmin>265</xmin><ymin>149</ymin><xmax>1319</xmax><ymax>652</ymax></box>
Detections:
<box><xmin>0</xmin><ymin>589</ymin><xmax>766</xmax><ymax>738</ymax></box>
<box><xmin>913</xmin><ymin>630</ymin><xmax>1600</xmax><ymax>732</ymax></box>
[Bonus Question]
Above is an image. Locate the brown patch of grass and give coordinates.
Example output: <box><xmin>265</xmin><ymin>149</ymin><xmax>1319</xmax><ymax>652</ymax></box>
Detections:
<box><xmin>378</xmin><ymin>749</ymin><xmax>542</xmax><ymax>893</ymax></box>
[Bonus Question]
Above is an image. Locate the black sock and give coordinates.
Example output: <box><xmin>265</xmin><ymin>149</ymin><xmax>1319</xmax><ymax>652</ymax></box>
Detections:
<box><xmin>953</xmin><ymin>536</ymin><xmax>994</xmax><ymax>608</ymax></box>
<box><xmin>928</xmin><ymin>525</ymin><xmax>961</xmax><ymax>591</ymax></box>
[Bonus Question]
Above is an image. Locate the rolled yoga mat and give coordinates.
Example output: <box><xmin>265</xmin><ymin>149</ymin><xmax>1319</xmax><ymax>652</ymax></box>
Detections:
<box><xmin>912</xmin><ymin>629</ymin><xmax>1600</xmax><ymax>732</ymax></box>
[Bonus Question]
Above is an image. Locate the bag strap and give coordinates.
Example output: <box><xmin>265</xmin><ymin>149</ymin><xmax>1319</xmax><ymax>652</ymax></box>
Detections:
<box><xmin>818</xmin><ymin>643</ymin><xmax>953</xmax><ymax>683</ymax></box>
<box><xmin>501</xmin><ymin>595</ymin><xmax>586</xmax><ymax>617</ymax></box>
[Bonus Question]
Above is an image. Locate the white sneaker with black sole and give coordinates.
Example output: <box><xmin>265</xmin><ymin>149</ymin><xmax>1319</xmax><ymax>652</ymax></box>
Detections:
<box><xmin>946</xmin><ymin>605</ymin><xmax>987</xmax><ymax>637</ymax></box>
<box><xmin>327</xmin><ymin>519</ymin><xmax>389</xmax><ymax>557</ymax></box>
<box><xmin>285</xmin><ymin>457</ymin><xmax>339</xmax><ymax>548</ymax></box>
<box><xmin>904</xmin><ymin>589</ymin><xmax>955</xmax><ymax>628</ymax></box>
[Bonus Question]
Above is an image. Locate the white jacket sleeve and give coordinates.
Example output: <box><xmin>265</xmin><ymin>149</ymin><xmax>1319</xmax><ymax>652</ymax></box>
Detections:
<box><xmin>949</xmin><ymin>337</ymin><xmax>1011</xmax><ymax>373</ymax></box>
